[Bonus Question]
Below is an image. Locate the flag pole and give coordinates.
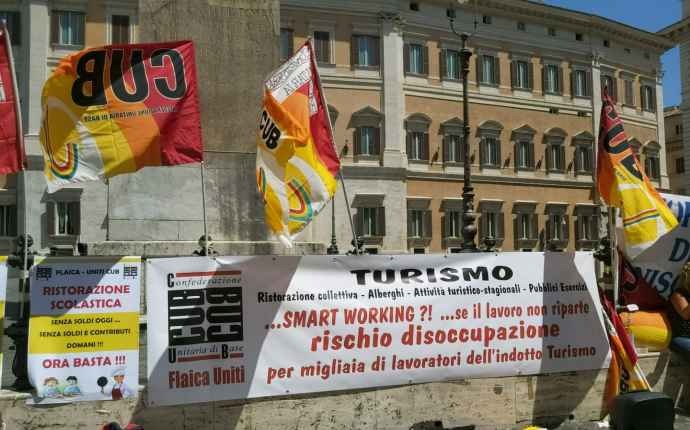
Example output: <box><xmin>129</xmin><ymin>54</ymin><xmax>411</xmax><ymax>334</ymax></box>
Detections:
<box><xmin>200</xmin><ymin>160</ymin><xmax>209</xmax><ymax>256</ymax></box>
<box><xmin>4</xmin><ymin>20</ymin><xmax>28</xmax><ymax>317</ymax></box>
<box><xmin>609</xmin><ymin>207</ymin><xmax>619</xmax><ymax>308</ymax></box>
<box><xmin>308</xmin><ymin>39</ymin><xmax>359</xmax><ymax>252</ymax></box>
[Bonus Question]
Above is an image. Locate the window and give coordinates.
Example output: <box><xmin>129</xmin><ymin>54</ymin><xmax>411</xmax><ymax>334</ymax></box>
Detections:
<box><xmin>0</xmin><ymin>11</ymin><xmax>20</xmax><ymax>45</ymax></box>
<box><xmin>478</xmin><ymin>55</ymin><xmax>500</xmax><ymax>86</ymax></box>
<box><xmin>441</xmin><ymin>49</ymin><xmax>460</xmax><ymax>80</ymax></box>
<box><xmin>676</xmin><ymin>124</ymin><xmax>682</xmax><ymax>136</ymax></box>
<box><xmin>407</xmin><ymin>131</ymin><xmax>429</xmax><ymax>161</ymax></box>
<box><xmin>548</xmin><ymin>27</ymin><xmax>556</xmax><ymax>37</ymax></box>
<box><xmin>280</xmin><ymin>28</ymin><xmax>294</xmax><ymax>61</ymax></box>
<box><xmin>355</xmin><ymin>126</ymin><xmax>380</xmax><ymax>156</ymax></box>
<box><xmin>478</xmin><ymin>121</ymin><xmax>503</xmax><ymax>168</ymax></box>
<box><xmin>545</xmin><ymin>133</ymin><xmax>566</xmax><ymax>173</ymax></box>
<box><xmin>624</xmin><ymin>79</ymin><xmax>634</xmax><ymax>106</ymax></box>
<box><xmin>624</xmin><ymin>48</ymin><xmax>631</xmax><ymax>54</ymax></box>
<box><xmin>517</xmin><ymin>22</ymin><xmax>526</xmax><ymax>31</ymax></box>
<box><xmin>543</xmin><ymin>64</ymin><xmax>561</xmax><ymax>94</ymax></box>
<box><xmin>356</xmin><ymin>207</ymin><xmax>385</xmax><ymax>237</ymax></box>
<box><xmin>405</xmin><ymin>43</ymin><xmax>428</xmax><ymax>75</ymax></box>
<box><xmin>479</xmin><ymin>201</ymin><xmax>504</xmax><ymax>246</ymax></box>
<box><xmin>571</xmin><ymin>69</ymin><xmax>589</xmax><ymax>97</ymax></box>
<box><xmin>445</xmin><ymin>210</ymin><xmax>462</xmax><ymax>238</ymax></box>
<box><xmin>601</xmin><ymin>74</ymin><xmax>617</xmax><ymax>102</ymax></box>
<box><xmin>51</xmin><ymin>10</ymin><xmax>85</xmax><ymax>46</ymax></box>
<box><xmin>48</xmin><ymin>201</ymin><xmax>80</xmax><ymax>236</ymax></box>
<box><xmin>644</xmin><ymin>147</ymin><xmax>660</xmax><ymax>180</ymax></box>
<box><xmin>444</xmin><ymin>134</ymin><xmax>464</xmax><ymax>163</ymax></box>
<box><xmin>575</xmin><ymin>206</ymin><xmax>599</xmax><ymax>250</ymax></box>
<box><xmin>407</xmin><ymin>209</ymin><xmax>431</xmax><ymax>239</ymax></box>
<box><xmin>513</xmin><ymin>204</ymin><xmax>538</xmax><ymax>250</ymax></box>
<box><xmin>603</xmin><ymin>39</ymin><xmax>610</xmax><ymax>47</ymax></box>
<box><xmin>111</xmin><ymin>15</ymin><xmax>130</xmax><ymax>44</ymax></box>
<box><xmin>574</xmin><ymin>141</ymin><xmax>593</xmax><ymax>174</ymax></box>
<box><xmin>575</xmin><ymin>33</ymin><xmax>583</xmax><ymax>41</ymax></box>
<box><xmin>352</xmin><ymin>35</ymin><xmax>380</xmax><ymax>68</ymax></box>
<box><xmin>313</xmin><ymin>31</ymin><xmax>331</xmax><ymax>64</ymax></box>
<box><xmin>546</xmin><ymin>212</ymin><xmax>569</xmax><ymax>248</ymax></box>
<box><xmin>511</xmin><ymin>60</ymin><xmax>532</xmax><ymax>90</ymax></box>
<box><xmin>676</xmin><ymin>157</ymin><xmax>685</xmax><ymax>174</ymax></box>
<box><xmin>641</xmin><ymin>84</ymin><xmax>656</xmax><ymax>112</ymax></box>
<box><xmin>410</xmin><ymin>2</ymin><xmax>420</xmax><ymax>11</ymax></box>
<box><xmin>482</xmin><ymin>15</ymin><xmax>492</xmax><ymax>25</ymax></box>
<box><xmin>0</xmin><ymin>205</ymin><xmax>16</xmax><ymax>237</ymax></box>
<box><xmin>481</xmin><ymin>136</ymin><xmax>500</xmax><ymax>167</ymax></box>
<box><xmin>515</xmin><ymin>139</ymin><xmax>534</xmax><ymax>170</ymax></box>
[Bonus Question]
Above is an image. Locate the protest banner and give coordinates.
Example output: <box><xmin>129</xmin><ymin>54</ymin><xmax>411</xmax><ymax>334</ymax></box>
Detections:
<box><xmin>624</xmin><ymin>193</ymin><xmax>690</xmax><ymax>299</ymax></box>
<box><xmin>146</xmin><ymin>253</ymin><xmax>610</xmax><ymax>406</ymax></box>
<box><xmin>27</xmin><ymin>257</ymin><xmax>141</xmax><ymax>404</ymax></box>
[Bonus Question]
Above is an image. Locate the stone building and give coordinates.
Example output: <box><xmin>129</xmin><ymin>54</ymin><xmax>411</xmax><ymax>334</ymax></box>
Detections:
<box><xmin>284</xmin><ymin>0</ymin><xmax>674</xmax><ymax>255</ymax></box>
<box><xmin>664</xmin><ymin>105</ymin><xmax>688</xmax><ymax>195</ymax></box>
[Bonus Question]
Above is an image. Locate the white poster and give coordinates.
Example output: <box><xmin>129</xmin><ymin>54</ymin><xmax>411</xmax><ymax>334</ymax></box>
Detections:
<box><xmin>627</xmin><ymin>193</ymin><xmax>690</xmax><ymax>299</ymax></box>
<box><xmin>27</xmin><ymin>257</ymin><xmax>141</xmax><ymax>404</ymax></box>
<box><xmin>146</xmin><ymin>253</ymin><xmax>610</xmax><ymax>406</ymax></box>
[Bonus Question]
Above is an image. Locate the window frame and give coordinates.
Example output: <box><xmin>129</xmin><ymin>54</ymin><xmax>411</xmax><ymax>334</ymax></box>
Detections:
<box><xmin>545</xmin><ymin>203</ymin><xmax>569</xmax><ymax>250</ymax></box>
<box><xmin>50</xmin><ymin>9</ymin><xmax>86</xmax><ymax>47</ymax></box>
<box><xmin>479</xmin><ymin>200</ymin><xmax>504</xmax><ymax>248</ymax></box>
<box><xmin>676</xmin><ymin>157</ymin><xmax>685</xmax><ymax>174</ymax></box>
<box><xmin>573</xmin><ymin>137</ymin><xmax>594</xmax><ymax>175</ymax></box>
<box><xmin>641</xmin><ymin>84</ymin><xmax>656</xmax><ymax>113</ymax></box>
<box><xmin>356</xmin><ymin>206</ymin><xmax>385</xmax><ymax>238</ymax></box>
<box><xmin>0</xmin><ymin>11</ymin><xmax>20</xmax><ymax>45</ymax></box>
<box><xmin>545</xmin><ymin>136</ymin><xmax>566</xmax><ymax>173</ymax></box>
<box><xmin>352</xmin><ymin>34</ymin><xmax>381</xmax><ymax>69</ymax></box>
<box><xmin>109</xmin><ymin>14</ymin><xmax>131</xmax><ymax>45</ymax></box>
<box><xmin>478</xmin><ymin>121</ymin><xmax>503</xmax><ymax>169</ymax></box>
<box><xmin>571</xmin><ymin>68</ymin><xmax>590</xmax><ymax>98</ymax></box>
<box><xmin>542</xmin><ymin>63</ymin><xmax>562</xmax><ymax>95</ymax></box>
<box><xmin>441</xmin><ymin>48</ymin><xmax>461</xmax><ymax>81</ymax></box>
<box><xmin>405</xmin><ymin>42</ymin><xmax>429</xmax><ymax>76</ymax></box>
<box><xmin>574</xmin><ymin>205</ymin><xmax>599</xmax><ymax>250</ymax></box>
<box><xmin>351</xmin><ymin>106</ymin><xmax>384</xmax><ymax>161</ymax></box>
<box><xmin>0</xmin><ymin>204</ymin><xmax>17</xmax><ymax>238</ymax></box>
<box><xmin>312</xmin><ymin>29</ymin><xmax>334</xmax><ymax>65</ymax></box>
<box><xmin>644</xmin><ymin>145</ymin><xmax>661</xmax><ymax>180</ymax></box>
<box><xmin>280</xmin><ymin>28</ymin><xmax>294</xmax><ymax>61</ymax></box>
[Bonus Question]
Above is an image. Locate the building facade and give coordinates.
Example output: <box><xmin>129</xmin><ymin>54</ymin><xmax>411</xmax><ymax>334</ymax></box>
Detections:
<box><xmin>0</xmin><ymin>0</ymin><xmax>675</xmax><ymax>257</ymax></box>
<box><xmin>664</xmin><ymin>106</ymin><xmax>688</xmax><ymax>195</ymax></box>
<box><xmin>284</xmin><ymin>0</ymin><xmax>673</xmax><ymax>254</ymax></box>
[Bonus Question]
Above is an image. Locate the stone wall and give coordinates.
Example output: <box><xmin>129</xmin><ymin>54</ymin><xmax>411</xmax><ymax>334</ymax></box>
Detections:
<box><xmin>0</xmin><ymin>353</ymin><xmax>686</xmax><ymax>429</ymax></box>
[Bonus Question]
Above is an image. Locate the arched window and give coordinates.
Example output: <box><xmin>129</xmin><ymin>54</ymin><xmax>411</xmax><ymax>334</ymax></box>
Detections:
<box><xmin>440</xmin><ymin>117</ymin><xmax>464</xmax><ymax>164</ymax></box>
<box><xmin>544</xmin><ymin>127</ymin><xmax>567</xmax><ymax>173</ymax></box>
<box><xmin>405</xmin><ymin>113</ymin><xmax>432</xmax><ymax>162</ymax></box>
<box><xmin>349</xmin><ymin>107</ymin><xmax>383</xmax><ymax>158</ymax></box>
<box><xmin>643</xmin><ymin>141</ymin><xmax>661</xmax><ymax>180</ymax></box>
<box><xmin>572</xmin><ymin>131</ymin><xmax>594</xmax><ymax>174</ymax></box>
<box><xmin>478</xmin><ymin>120</ymin><xmax>503</xmax><ymax>168</ymax></box>
<box><xmin>512</xmin><ymin>124</ymin><xmax>536</xmax><ymax>171</ymax></box>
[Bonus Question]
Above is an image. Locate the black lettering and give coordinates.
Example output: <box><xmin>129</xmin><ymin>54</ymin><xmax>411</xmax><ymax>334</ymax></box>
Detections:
<box><xmin>110</xmin><ymin>49</ymin><xmax>149</xmax><ymax>103</ymax></box>
<box><xmin>72</xmin><ymin>50</ymin><xmax>106</xmax><ymax>106</ymax></box>
<box><xmin>492</xmin><ymin>266</ymin><xmax>513</xmax><ymax>280</ymax></box>
<box><xmin>351</xmin><ymin>270</ymin><xmax>370</xmax><ymax>285</ymax></box>
<box><xmin>151</xmin><ymin>48</ymin><xmax>187</xmax><ymax>99</ymax></box>
<box><xmin>400</xmin><ymin>268</ymin><xmax>423</xmax><ymax>284</ymax></box>
<box><xmin>463</xmin><ymin>266</ymin><xmax>488</xmax><ymax>281</ymax></box>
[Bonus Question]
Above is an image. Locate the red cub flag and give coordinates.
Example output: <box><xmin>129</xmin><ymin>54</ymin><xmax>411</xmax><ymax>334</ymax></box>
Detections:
<box><xmin>0</xmin><ymin>21</ymin><xmax>26</xmax><ymax>174</ymax></box>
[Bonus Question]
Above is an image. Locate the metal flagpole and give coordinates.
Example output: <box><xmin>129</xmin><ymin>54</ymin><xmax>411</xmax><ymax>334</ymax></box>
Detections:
<box><xmin>308</xmin><ymin>39</ymin><xmax>359</xmax><ymax>251</ymax></box>
<box><xmin>609</xmin><ymin>207</ymin><xmax>619</xmax><ymax>308</ymax></box>
<box><xmin>4</xmin><ymin>20</ymin><xmax>29</xmax><ymax>317</ymax></box>
<box><xmin>200</xmin><ymin>161</ymin><xmax>209</xmax><ymax>256</ymax></box>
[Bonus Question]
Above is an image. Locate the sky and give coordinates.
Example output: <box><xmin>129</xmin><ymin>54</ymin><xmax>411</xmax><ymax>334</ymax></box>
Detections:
<box><xmin>543</xmin><ymin>0</ymin><xmax>682</xmax><ymax>107</ymax></box>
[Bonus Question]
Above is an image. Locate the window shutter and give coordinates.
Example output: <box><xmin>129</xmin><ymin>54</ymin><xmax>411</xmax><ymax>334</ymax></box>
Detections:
<box><xmin>527</xmin><ymin>141</ymin><xmax>534</xmax><ymax>168</ymax></box>
<box><xmin>527</xmin><ymin>61</ymin><xmax>534</xmax><ymax>89</ymax></box>
<box><xmin>323</xmin><ymin>36</ymin><xmax>331</xmax><ymax>64</ymax></box>
<box><xmin>640</xmin><ymin>86</ymin><xmax>646</xmax><ymax>111</ymax></box>
<box><xmin>404</xmin><ymin>43</ymin><xmax>410</xmax><ymax>74</ymax></box>
<box><xmin>479</xmin><ymin>139</ymin><xmax>486</xmax><ymax>166</ymax></box>
<box><xmin>440</xmin><ymin>49</ymin><xmax>447</xmax><ymax>80</ymax></box>
<box><xmin>406</xmin><ymin>132</ymin><xmax>412</xmax><ymax>157</ymax></box>
<box><xmin>541</xmin><ymin>65</ymin><xmax>547</xmax><ymax>94</ymax></box>
<box><xmin>422</xmin><ymin>133</ymin><xmax>429</xmax><ymax>161</ymax></box>
<box><xmin>476</xmin><ymin>55</ymin><xmax>482</xmax><ymax>84</ymax></box>
<box><xmin>611</xmin><ymin>77</ymin><xmax>618</xmax><ymax>102</ymax></box>
<box><xmin>47</xmin><ymin>202</ymin><xmax>55</xmax><ymax>236</ymax></box>
<box><xmin>510</xmin><ymin>60</ymin><xmax>516</xmax><ymax>88</ymax></box>
<box><xmin>50</xmin><ymin>12</ymin><xmax>59</xmax><ymax>44</ymax></box>
<box><xmin>586</xmin><ymin>70</ymin><xmax>592</xmax><ymax>97</ymax></box>
<box><xmin>442</xmin><ymin>136</ymin><xmax>448</xmax><ymax>163</ymax></box>
<box><xmin>354</xmin><ymin>210</ymin><xmax>362</xmax><ymax>237</ymax></box>
<box><xmin>496</xmin><ymin>139</ymin><xmax>502</xmax><ymax>167</ymax></box>
<box><xmin>557</xmin><ymin>66</ymin><xmax>563</xmax><ymax>94</ymax></box>
<box><xmin>563</xmin><ymin>215</ymin><xmax>570</xmax><ymax>242</ymax></box>
<box><xmin>590</xmin><ymin>216</ymin><xmax>599</xmax><ymax>241</ymax></box>
<box><xmin>422</xmin><ymin>45</ymin><xmax>429</xmax><ymax>75</ymax></box>
<box><xmin>493</xmin><ymin>56</ymin><xmax>500</xmax><ymax>85</ymax></box>
<box><xmin>570</xmin><ymin>71</ymin><xmax>574</xmax><ymax>97</ymax></box>
<box><xmin>531</xmin><ymin>214</ymin><xmax>538</xmax><ymax>240</ymax></box>
<box><xmin>497</xmin><ymin>212</ymin><xmax>504</xmax><ymax>240</ymax></box>
<box><xmin>353</xmin><ymin>129</ymin><xmax>361</xmax><ymax>155</ymax></box>
<box><xmin>575</xmin><ymin>218</ymin><xmax>581</xmax><ymax>243</ymax></box>
<box><xmin>351</xmin><ymin>35</ymin><xmax>359</xmax><ymax>66</ymax></box>
<box><xmin>373</xmin><ymin>37</ymin><xmax>380</xmax><ymax>67</ymax></box>
<box><xmin>480</xmin><ymin>213</ymin><xmax>487</xmax><ymax>239</ymax></box>
<box><xmin>373</xmin><ymin>128</ymin><xmax>381</xmax><ymax>156</ymax></box>
<box><xmin>407</xmin><ymin>210</ymin><xmax>414</xmax><ymax>238</ymax></box>
<box><xmin>70</xmin><ymin>202</ymin><xmax>81</xmax><ymax>235</ymax></box>
<box><xmin>651</xmin><ymin>87</ymin><xmax>657</xmax><ymax>112</ymax></box>
<box><xmin>558</xmin><ymin>146</ymin><xmax>565</xmax><ymax>171</ymax></box>
<box><xmin>423</xmin><ymin>210</ymin><xmax>432</xmax><ymax>239</ymax></box>
<box><xmin>377</xmin><ymin>207</ymin><xmax>386</xmax><ymax>236</ymax></box>
<box><xmin>515</xmin><ymin>215</ymin><xmax>522</xmax><ymax>243</ymax></box>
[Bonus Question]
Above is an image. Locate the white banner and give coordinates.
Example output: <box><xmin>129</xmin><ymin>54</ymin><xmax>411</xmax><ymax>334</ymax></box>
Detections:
<box><xmin>627</xmin><ymin>193</ymin><xmax>690</xmax><ymax>299</ymax></box>
<box><xmin>27</xmin><ymin>257</ymin><xmax>141</xmax><ymax>404</ymax></box>
<box><xmin>146</xmin><ymin>253</ymin><xmax>610</xmax><ymax>406</ymax></box>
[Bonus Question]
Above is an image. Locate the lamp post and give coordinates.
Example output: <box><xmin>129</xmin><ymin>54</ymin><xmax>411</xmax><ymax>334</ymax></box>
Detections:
<box><xmin>326</xmin><ymin>199</ymin><xmax>339</xmax><ymax>254</ymax></box>
<box><xmin>448</xmin><ymin>8</ymin><xmax>478</xmax><ymax>252</ymax></box>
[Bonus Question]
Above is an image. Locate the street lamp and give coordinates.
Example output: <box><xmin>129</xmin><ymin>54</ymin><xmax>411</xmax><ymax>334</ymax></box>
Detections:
<box><xmin>326</xmin><ymin>199</ymin><xmax>339</xmax><ymax>254</ymax></box>
<box><xmin>448</xmin><ymin>6</ymin><xmax>478</xmax><ymax>252</ymax></box>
